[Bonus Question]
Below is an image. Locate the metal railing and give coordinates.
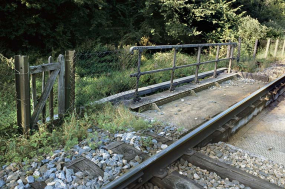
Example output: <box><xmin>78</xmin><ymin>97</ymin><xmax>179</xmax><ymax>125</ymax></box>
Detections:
<box><xmin>130</xmin><ymin>42</ymin><xmax>237</xmax><ymax>102</ymax></box>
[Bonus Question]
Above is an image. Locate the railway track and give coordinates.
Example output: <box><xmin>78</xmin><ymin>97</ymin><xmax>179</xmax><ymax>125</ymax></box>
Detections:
<box><xmin>102</xmin><ymin>73</ymin><xmax>285</xmax><ymax>189</ymax></box>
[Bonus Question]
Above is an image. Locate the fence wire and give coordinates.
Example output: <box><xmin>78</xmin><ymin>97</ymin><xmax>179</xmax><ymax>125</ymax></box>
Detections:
<box><xmin>72</xmin><ymin>49</ymin><xmax>138</xmax><ymax>108</ymax></box>
<box><xmin>0</xmin><ymin>55</ymin><xmax>17</xmax><ymax>136</ymax></box>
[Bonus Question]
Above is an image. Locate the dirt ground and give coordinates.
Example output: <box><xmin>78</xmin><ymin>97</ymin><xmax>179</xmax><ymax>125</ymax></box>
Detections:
<box><xmin>141</xmin><ymin>78</ymin><xmax>266</xmax><ymax>130</ymax></box>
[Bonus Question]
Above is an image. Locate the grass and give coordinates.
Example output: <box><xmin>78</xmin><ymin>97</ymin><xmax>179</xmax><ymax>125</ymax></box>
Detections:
<box><xmin>0</xmin><ymin>102</ymin><xmax>152</xmax><ymax>166</ymax></box>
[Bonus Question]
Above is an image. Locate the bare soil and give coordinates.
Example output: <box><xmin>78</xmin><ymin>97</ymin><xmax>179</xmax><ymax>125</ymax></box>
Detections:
<box><xmin>141</xmin><ymin>78</ymin><xmax>266</xmax><ymax>130</ymax></box>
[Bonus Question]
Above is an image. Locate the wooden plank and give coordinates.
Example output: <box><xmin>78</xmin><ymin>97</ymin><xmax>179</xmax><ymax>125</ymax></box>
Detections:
<box><xmin>14</xmin><ymin>56</ymin><xmax>22</xmax><ymax>130</ymax></box>
<box><xmin>195</xmin><ymin>47</ymin><xmax>201</xmax><ymax>83</ymax></box>
<box><xmin>42</xmin><ymin>70</ymin><xmax>46</xmax><ymax>123</ymax></box>
<box><xmin>48</xmin><ymin>56</ymin><xmax>54</xmax><ymax>121</ymax></box>
<box><xmin>30</xmin><ymin>62</ymin><xmax>60</xmax><ymax>74</ymax></box>
<box><xmin>66</xmin><ymin>156</ymin><xmax>104</xmax><ymax>177</ymax></box>
<box><xmin>265</xmin><ymin>38</ymin><xmax>270</xmax><ymax>58</ymax></box>
<box><xmin>58</xmin><ymin>54</ymin><xmax>65</xmax><ymax>115</ymax></box>
<box><xmin>182</xmin><ymin>152</ymin><xmax>282</xmax><ymax>189</ymax></box>
<box><xmin>31</xmin><ymin>74</ymin><xmax>37</xmax><ymax>112</ymax></box>
<box><xmin>31</xmin><ymin>69</ymin><xmax>60</xmax><ymax>127</ymax></box>
<box><xmin>19</xmin><ymin>56</ymin><xmax>31</xmax><ymax>135</ymax></box>
<box><xmin>151</xmin><ymin>171</ymin><xmax>203</xmax><ymax>189</ymax></box>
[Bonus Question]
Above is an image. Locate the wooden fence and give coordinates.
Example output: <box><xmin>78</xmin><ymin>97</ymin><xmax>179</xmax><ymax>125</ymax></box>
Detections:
<box><xmin>15</xmin><ymin>51</ymin><xmax>75</xmax><ymax>135</ymax></box>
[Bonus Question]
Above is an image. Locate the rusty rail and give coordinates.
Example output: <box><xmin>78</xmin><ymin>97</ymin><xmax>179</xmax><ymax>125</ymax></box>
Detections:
<box><xmin>130</xmin><ymin>42</ymin><xmax>237</xmax><ymax>102</ymax></box>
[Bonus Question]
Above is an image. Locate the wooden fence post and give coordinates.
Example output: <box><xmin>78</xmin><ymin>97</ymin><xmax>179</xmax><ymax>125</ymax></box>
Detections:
<box><xmin>195</xmin><ymin>46</ymin><xmax>202</xmax><ymax>83</ymax></box>
<box><xmin>48</xmin><ymin>56</ymin><xmax>54</xmax><ymax>121</ymax></box>
<box><xmin>65</xmin><ymin>50</ymin><xmax>75</xmax><ymax>112</ymax></box>
<box><xmin>134</xmin><ymin>50</ymin><xmax>142</xmax><ymax>102</ymax></box>
<box><xmin>274</xmin><ymin>39</ymin><xmax>279</xmax><ymax>58</ymax></box>
<box><xmin>237</xmin><ymin>37</ymin><xmax>241</xmax><ymax>64</ymax></box>
<box><xmin>15</xmin><ymin>55</ymin><xmax>22</xmax><ymax>131</ymax></box>
<box><xmin>282</xmin><ymin>40</ymin><xmax>285</xmax><ymax>57</ymax></box>
<box><xmin>265</xmin><ymin>38</ymin><xmax>270</xmax><ymax>58</ymax></box>
<box><xmin>42</xmin><ymin>65</ymin><xmax>46</xmax><ymax>123</ymax></box>
<box><xmin>228</xmin><ymin>44</ymin><xmax>234</xmax><ymax>73</ymax></box>
<box><xmin>18</xmin><ymin>56</ymin><xmax>31</xmax><ymax>135</ymax></box>
<box><xmin>213</xmin><ymin>46</ymin><xmax>220</xmax><ymax>78</ymax></box>
<box><xmin>58</xmin><ymin>54</ymin><xmax>65</xmax><ymax>116</ymax></box>
<box><xmin>253</xmin><ymin>39</ymin><xmax>258</xmax><ymax>60</ymax></box>
<box><xmin>169</xmin><ymin>48</ymin><xmax>177</xmax><ymax>91</ymax></box>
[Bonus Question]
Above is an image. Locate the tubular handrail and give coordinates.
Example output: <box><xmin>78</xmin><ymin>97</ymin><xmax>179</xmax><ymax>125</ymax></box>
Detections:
<box><xmin>130</xmin><ymin>42</ymin><xmax>237</xmax><ymax>102</ymax></box>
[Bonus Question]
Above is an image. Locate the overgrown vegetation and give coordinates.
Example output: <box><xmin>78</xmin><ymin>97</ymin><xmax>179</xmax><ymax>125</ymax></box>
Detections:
<box><xmin>0</xmin><ymin>103</ymin><xmax>151</xmax><ymax>166</ymax></box>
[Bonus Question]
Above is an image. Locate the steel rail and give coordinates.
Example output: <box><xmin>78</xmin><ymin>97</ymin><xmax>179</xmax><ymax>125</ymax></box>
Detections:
<box><xmin>103</xmin><ymin>74</ymin><xmax>285</xmax><ymax>189</ymax></box>
<box><xmin>130</xmin><ymin>42</ymin><xmax>237</xmax><ymax>54</ymax></box>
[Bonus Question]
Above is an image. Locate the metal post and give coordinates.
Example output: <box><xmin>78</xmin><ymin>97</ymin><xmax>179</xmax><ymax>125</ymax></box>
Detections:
<box><xmin>134</xmin><ymin>50</ymin><xmax>142</xmax><ymax>102</ymax></box>
<box><xmin>19</xmin><ymin>56</ymin><xmax>31</xmax><ymax>135</ymax></box>
<box><xmin>253</xmin><ymin>39</ymin><xmax>258</xmax><ymax>60</ymax></box>
<box><xmin>169</xmin><ymin>49</ymin><xmax>177</xmax><ymax>91</ymax></box>
<box><xmin>213</xmin><ymin>46</ymin><xmax>220</xmax><ymax>78</ymax></box>
<box><xmin>195</xmin><ymin>47</ymin><xmax>201</xmax><ymax>83</ymax></box>
<box><xmin>228</xmin><ymin>44</ymin><xmax>234</xmax><ymax>73</ymax></box>
<box><xmin>274</xmin><ymin>39</ymin><xmax>279</xmax><ymax>58</ymax></box>
<box><xmin>265</xmin><ymin>38</ymin><xmax>270</xmax><ymax>58</ymax></box>
<box><xmin>237</xmin><ymin>37</ymin><xmax>241</xmax><ymax>64</ymax></box>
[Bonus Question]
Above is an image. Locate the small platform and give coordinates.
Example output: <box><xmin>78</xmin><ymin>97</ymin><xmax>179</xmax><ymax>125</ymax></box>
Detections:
<box><xmin>94</xmin><ymin>68</ymin><xmax>228</xmax><ymax>104</ymax></box>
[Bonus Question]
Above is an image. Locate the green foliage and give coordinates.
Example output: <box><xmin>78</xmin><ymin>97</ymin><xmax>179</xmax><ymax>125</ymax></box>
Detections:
<box><xmin>238</xmin><ymin>16</ymin><xmax>268</xmax><ymax>55</ymax></box>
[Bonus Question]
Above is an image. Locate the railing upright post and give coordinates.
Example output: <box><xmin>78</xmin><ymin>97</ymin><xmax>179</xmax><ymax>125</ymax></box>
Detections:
<box><xmin>282</xmin><ymin>40</ymin><xmax>285</xmax><ymax>57</ymax></box>
<box><xmin>195</xmin><ymin>46</ymin><xmax>201</xmax><ymax>83</ymax></box>
<box><xmin>169</xmin><ymin>48</ymin><xmax>177</xmax><ymax>91</ymax></box>
<box><xmin>274</xmin><ymin>39</ymin><xmax>279</xmax><ymax>58</ymax></box>
<box><xmin>265</xmin><ymin>38</ymin><xmax>270</xmax><ymax>58</ymax></box>
<box><xmin>213</xmin><ymin>46</ymin><xmax>220</xmax><ymax>78</ymax></box>
<box><xmin>134</xmin><ymin>50</ymin><xmax>142</xmax><ymax>102</ymax></box>
<box><xmin>228</xmin><ymin>43</ymin><xmax>234</xmax><ymax>73</ymax></box>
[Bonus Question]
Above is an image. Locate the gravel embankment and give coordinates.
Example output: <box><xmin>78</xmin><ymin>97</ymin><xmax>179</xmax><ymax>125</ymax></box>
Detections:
<box><xmin>0</xmin><ymin>123</ymin><xmax>185</xmax><ymax>189</ymax></box>
<box><xmin>198</xmin><ymin>142</ymin><xmax>285</xmax><ymax>187</ymax></box>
